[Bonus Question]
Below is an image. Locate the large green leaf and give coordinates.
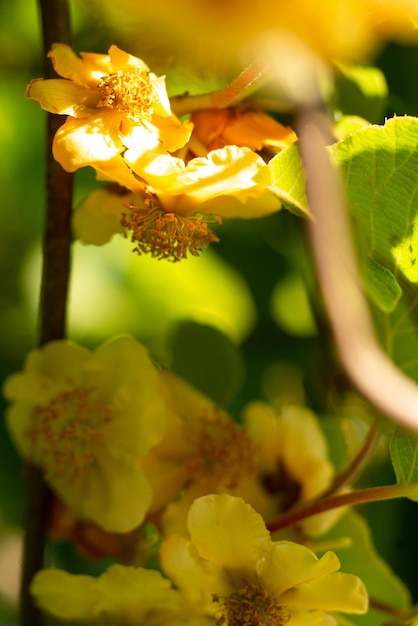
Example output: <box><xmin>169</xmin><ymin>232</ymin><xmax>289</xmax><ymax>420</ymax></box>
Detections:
<box><xmin>331</xmin><ymin>116</ymin><xmax>418</xmax><ymax>379</ymax></box>
<box><xmin>325</xmin><ymin>511</ymin><xmax>411</xmax><ymax>626</ymax></box>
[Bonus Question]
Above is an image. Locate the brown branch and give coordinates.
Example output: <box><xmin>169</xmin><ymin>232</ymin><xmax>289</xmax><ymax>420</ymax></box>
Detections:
<box><xmin>266</xmin><ymin>483</ymin><xmax>418</xmax><ymax>534</ymax></box>
<box><xmin>20</xmin><ymin>2</ymin><xmax>73</xmax><ymax>626</ymax></box>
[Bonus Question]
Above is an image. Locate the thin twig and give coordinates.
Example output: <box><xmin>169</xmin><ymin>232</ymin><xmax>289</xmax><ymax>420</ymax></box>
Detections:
<box><xmin>266</xmin><ymin>483</ymin><xmax>418</xmax><ymax>534</ymax></box>
<box><xmin>321</xmin><ymin>418</ymin><xmax>381</xmax><ymax>497</ymax></box>
<box><xmin>20</xmin><ymin>2</ymin><xmax>73</xmax><ymax>625</ymax></box>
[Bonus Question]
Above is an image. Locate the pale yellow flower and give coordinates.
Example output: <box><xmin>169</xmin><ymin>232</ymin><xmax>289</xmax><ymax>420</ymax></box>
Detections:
<box><xmin>161</xmin><ymin>494</ymin><xmax>369</xmax><ymax>625</ymax></box>
<box><xmin>141</xmin><ymin>372</ymin><xmax>255</xmax><ymax>532</ymax></box>
<box><xmin>3</xmin><ymin>336</ymin><xmax>168</xmax><ymax>532</ymax></box>
<box><xmin>236</xmin><ymin>402</ymin><xmax>344</xmax><ymax>536</ymax></box>
<box><xmin>31</xmin><ymin>564</ymin><xmax>181</xmax><ymax>625</ymax></box>
<box><xmin>26</xmin><ymin>44</ymin><xmax>192</xmax><ymax>179</ymax></box>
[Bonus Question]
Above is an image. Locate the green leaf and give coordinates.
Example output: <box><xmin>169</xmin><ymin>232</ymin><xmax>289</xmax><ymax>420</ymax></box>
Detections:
<box><xmin>331</xmin><ymin>62</ymin><xmax>388</xmax><ymax>123</ymax></box>
<box><xmin>363</xmin><ymin>256</ymin><xmax>402</xmax><ymax>313</ymax></box>
<box><xmin>269</xmin><ymin>143</ymin><xmax>310</xmax><ymax>218</ymax></box>
<box><xmin>331</xmin><ymin>116</ymin><xmax>418</xmax><ymax>378</ymax></box>
<box><xmin>325</xmin><ymin>511</ymin><xmax>411</xmax><ymax>626</ymax></box>
<box><xmin>168</xmin><ymin>321</ymin><xmax>244</xmax><ymax>408</ymax></box>
<box><xmin>390</xmin><ymin>427</ymin><xmax>418</xmax><ymax>501</ymax></box>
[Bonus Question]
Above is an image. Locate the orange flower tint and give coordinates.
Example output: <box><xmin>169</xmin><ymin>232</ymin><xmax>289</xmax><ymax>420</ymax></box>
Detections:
<box><xmin>191</xmin><ymin>108</ymin><xmax>297</xmax><ymax>153</ymax></box>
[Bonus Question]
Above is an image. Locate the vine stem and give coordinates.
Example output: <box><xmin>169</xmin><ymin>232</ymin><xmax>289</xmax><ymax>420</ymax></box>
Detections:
<box><xmin>20</xmin><ymin>2</ymin><xmax>73</xmax><ymax>626</ymax></box>
<box><xmin>321</xmin><ymin>418</ymin><xmax>381</xmax><ymax>498</ymax></box>
<box><xmin>266</xmin><ymin>483</ymin><xmax>418</xmax><ymax>534</ymax></box>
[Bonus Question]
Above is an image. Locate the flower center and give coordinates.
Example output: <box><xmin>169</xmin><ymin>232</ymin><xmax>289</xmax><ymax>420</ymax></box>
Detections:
<box><xmin>213</xmin><ymin>580</ymin><xmax>290</xmax><ymax>626</ymax></box>
<box><xmin>261</xmin><ymin>460</ymin><xmax>301</xmax><ymax>511</ymax></box>
<box><xmin>185</xmin><ymin>410</ymin><xmax>255</xmax><ymax>490</ymax></box>
<box><xmin>97</xmin><ymin>68</ymin><xmax>155</xmax><ymax>121</ymax></box>
<box><xmin>25</xmin><ymin>385</ymin><xmax>112</xmax><ymax>481</ymax></box>
<box><xmin>121</xmin><ymin>197</ymin><xmax>221</xmax><ymax>262</ymax></box>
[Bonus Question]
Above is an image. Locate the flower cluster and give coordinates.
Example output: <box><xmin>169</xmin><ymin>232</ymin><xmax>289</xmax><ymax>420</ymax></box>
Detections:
<box><xmin>4</xmin><ymin>334</ymin><xmax>371</xmax><ymax>624</ymax></box>
<box><xmin>30</xmin><ymin>495</ymin><xmax>368</xmax><ymax>626</ymax></box>
<box><xmin>12</xmin><ymin>39</ymin><xmax>393</xmax><ymax>626</ymax></box>
<box><xmin>27</xmin><ymin>44</ymin><xmax>297</xmax><ymax>260</ymax></box>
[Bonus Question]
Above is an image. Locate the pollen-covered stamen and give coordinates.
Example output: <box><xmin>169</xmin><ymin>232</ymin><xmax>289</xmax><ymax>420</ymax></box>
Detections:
<box><xmin>185</xmin><ymin>410</ymin><xmax>255</xmax><ymax>490</ymax></box>
<box><xmin>97</xmin><ymin>68</ymin><xmax>156</xmax><ymax>120</ymax></box>
<box><xmin>121</xmin><ymin>198</ymin><xmax>222</xmax><ymax>262</ymax></box>
<box><xmin>25</xmin><ymin>385</ymin><xmax>112</xmax><ymax>481</ymax></box>
<box><xmin>213</xmin><ymin>580</ymin><xmax>290</xmax><ymax>626</ymax></box>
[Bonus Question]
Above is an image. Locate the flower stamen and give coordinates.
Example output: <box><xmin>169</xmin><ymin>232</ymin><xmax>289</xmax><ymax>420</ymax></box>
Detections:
<box><xmin>121</xmin><ymin>198</ymin><xmax>222</xmax><ymax>262</ymax></box>
<box><xmin>97</xmin><ymin>68</ymin><xmax>156</xmax><ymax>121</ymax></box>
<box><xmin>25</xmin><ymin>385</ymin><xmax>112</xmax><ymax>481</ymax></box>
<box><xmin>213</xmin><ymin>580</ymin><xmax>290</xmax><ymax>626</ymax></box>
<box><xmin>185</xmin><ymin>410</ymin><xmax>255</xmax><ymax>489</ymax></box>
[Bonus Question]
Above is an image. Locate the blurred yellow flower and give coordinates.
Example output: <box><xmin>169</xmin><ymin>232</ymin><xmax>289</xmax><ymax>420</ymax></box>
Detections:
<box><xmin>142</xmin><ymin>372</ymin><xmax>255</xmax><ymax>531</ymax></box>
<box><xmin>123</xmin><ymin>0</ymin><xmax>418</xmax><ymax>65</ymax></box>
<box><xmin>237</xmin><ymin>402</ymin><xmax>345</xmax><ymax>536</ymax></box>
<box><xmin>161</xmin><ymin>494</ymin><xmax>369</xmax><ymax>625</ymax></box>
<box><xmin>26</xmin><ymin>44</ymin><xmax>192</xmax><ymax>177</ymax></box>
<box><xmin>31</xmin><ymin>564</ymin><xmax>180</xmax><ymax>625</ymax></box>
<box><xmin>3</xmin><ymin>336</ymin><xmax>167</xmax><ymax>532</ymax></box>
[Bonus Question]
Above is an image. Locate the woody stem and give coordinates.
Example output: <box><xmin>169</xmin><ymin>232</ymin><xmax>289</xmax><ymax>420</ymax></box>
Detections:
<box><xmin>20</xmin><ymin>1</ymin><xmax>73</xmax><ymax>626</ymax></box>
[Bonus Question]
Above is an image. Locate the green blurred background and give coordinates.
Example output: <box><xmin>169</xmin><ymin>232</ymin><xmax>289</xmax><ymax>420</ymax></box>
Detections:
<box><xmin>2</xmin><ymin>1</ymin><xmax>418</xmax><ymax>622</ymax></box>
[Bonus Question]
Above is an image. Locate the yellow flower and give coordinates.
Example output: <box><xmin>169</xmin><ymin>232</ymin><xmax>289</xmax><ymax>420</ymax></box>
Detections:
<box><xmin>26</xmin><ymin>44</ymin><xmax>192</xmax><ymax>176</ymax></box>
<box><xmin>161</xmin><ymin>494</ymin><xmax>369</xmax><ymax>626</ymax></box>
<box><xmin>73</xmin><ymin>144</ymin><xmax>281</xmax><ymax>261</ymax></box>
<box><xmin>3</xmin><ymin>336</ymin><xmax>167</xmax><ymax>532</ymax></box>
<box><xmin>141</xmin><ymin>372</ymin><xmax>255</xmax><ymax>531</ymax></box>
<box><xmin>237</xmin><ymin>402</ymin><xmax>344</xmax><ymax>536</ymax></box>
<box><xmin>31</xmin><ymin>564</ymin><xmax>181</xmax><ymax>625</ymax></box>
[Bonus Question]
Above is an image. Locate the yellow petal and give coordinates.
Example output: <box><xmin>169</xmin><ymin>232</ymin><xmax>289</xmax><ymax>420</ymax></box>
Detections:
<box><xmin>280</xmin><ymin>571</ymin><xmax>369</xmax><ymax>614</ymax></box>
<box><xmin>53</xmin><ymin>448</ymin><xmax>153</xmax><ymax>532</ymax></box>
<box><xmin>72</xmin><ymin>187</ymin><xmax>129</xmax><ymax>246</ymax></box>
<box><xmin>52</xmin><ymin>112</ymin><xmax>123</xmax><ymax>172</ymax></box>
<box><xmin>147</xmin><ymin>146</ymin><xmax>282</xmax><ymax>218</ymax></box>
<box><xmin>31</xmin><ymin>565</ymin><xmax>179</xmax><ymax>625</ymax></box>
<box><xmin>31</xmin><ymin>569</ymin><xmax>99</xmax><ymax>621</ymax></box>
<box><xmin>260</xmin><ymin>543</ymin><xmax>340</xmax><ymax>597</ymax></box>
<box><xmin>49</xmin><ymin>43</ymin><xmax>112</xmax><ymax>87</ymax></box>
<box><xmin>108</xmin><ymin>44</ymin><xmax>150</xmax><ymax>73</ymax></box>
<box><xmin>288</xmin><ymin>610</ymin><xmax>337</xmax><ymax>626</ymax></box>
<box><xmin>161</xmin><ymin>534</ymin><xmax>231</xmax><ymax>612</ymax></box>
<box><xmin>188</xmin><ymin>494</ymin><xmax>270</xmax><ymax>576</ymax></box>
<box><xmin>191</xmin><ymin>109</ymin><xmax>297</xmax><ymax>152</ymax></box>
<box><xmin>94</xmin><ymin>564</ymin><xmax>179</xmax><ymax>624</ymax></box>
<box><xmin>26</xmin><ymin>78</ymin><xmax>99</xmax><ymax>116</ymax></box>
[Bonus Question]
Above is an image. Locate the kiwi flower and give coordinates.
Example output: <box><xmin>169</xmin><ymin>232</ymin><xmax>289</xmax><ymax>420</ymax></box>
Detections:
<box><xmin>3</xmin><ymin>336</ymin><xmax>168</xmax><ymax>532</ymax></box>
<box><xmin>161</xmin><ymin>494</ymin><xmax>369</xmax><ymax>626</ymax></box>
<box><xmin>26</xmin><ymin>44</ymin><xmax>192</xmax><ymax>180</ymax></box>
